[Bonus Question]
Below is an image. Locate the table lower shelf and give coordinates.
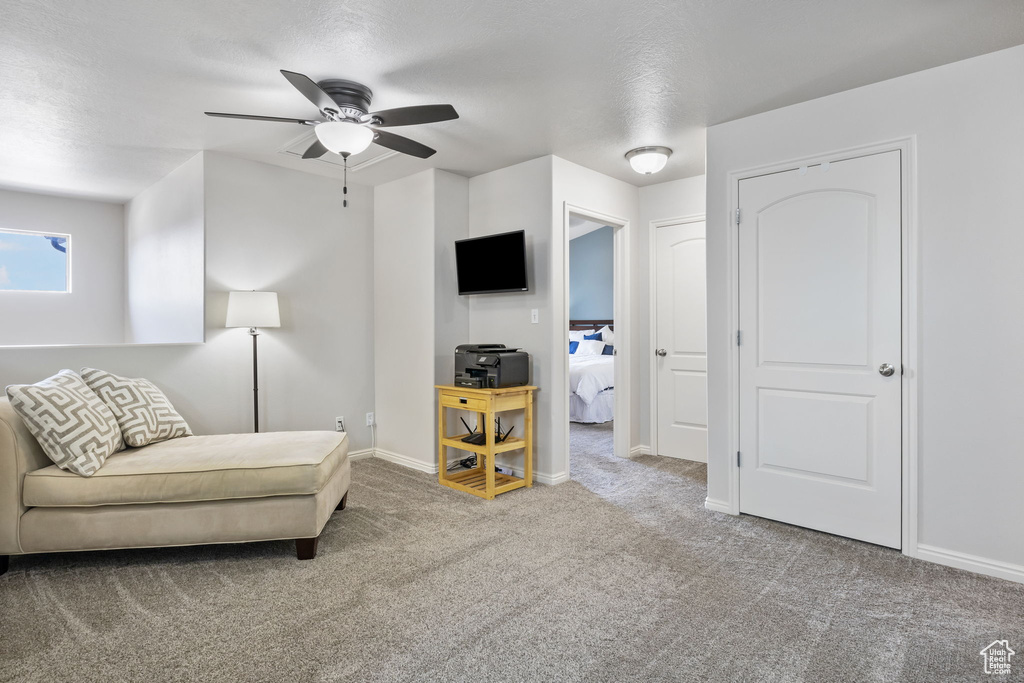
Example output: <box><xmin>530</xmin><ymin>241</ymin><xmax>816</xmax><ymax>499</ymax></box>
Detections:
<box><xmin>441</xmin><ymin>434</ymin><xmax>525</xmax><ymax>455</ymax></box>
<box><xmin>439</xmin><ymin>467</ymin><xmax>527</xmax><ymax>499</ymax></box>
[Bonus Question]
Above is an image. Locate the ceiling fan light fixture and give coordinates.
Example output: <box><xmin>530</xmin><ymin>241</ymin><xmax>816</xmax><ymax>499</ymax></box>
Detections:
<box><xmin>626</xmin><ymin>146</ymin><xmax>672</xmax><ymax>175</ymax></box>
<box><xmin>314</xmin><ymin>121</ymin><xmax>374</xmax><ymax>156</ymax></box>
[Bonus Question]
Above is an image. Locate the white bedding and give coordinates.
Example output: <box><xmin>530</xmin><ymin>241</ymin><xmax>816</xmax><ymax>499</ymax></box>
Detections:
<box><xmin>570</xmin><ymin>390</ymin><xmax>614</xmax><ymax>423</ymax></box>
<box><xmin>569</xmin><ymin>354</ymin><xmax>614</xmax><ymax>405</ymax></box>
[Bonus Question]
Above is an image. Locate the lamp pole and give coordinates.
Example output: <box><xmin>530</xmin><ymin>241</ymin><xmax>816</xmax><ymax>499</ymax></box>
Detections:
<box><xmin>250</xmin><ymin>326</ymin><xmax>260</xmax><ymax>433</ymax></box>
<box><xmin>226</xmin><ymin>291</ymin><xmax>279</xmax><ymax>435</ymax></box>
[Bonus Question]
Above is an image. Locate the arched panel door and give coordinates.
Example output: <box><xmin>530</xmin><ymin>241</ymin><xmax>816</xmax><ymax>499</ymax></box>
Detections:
<box><xmin>655</xmin><ymin>221</ymin><xmax>707</xmax><ymax>462</ymax></box>
<box><xmin>738</xmin><ymin>151</ymin><xmax>902</xmax><ymax>548</ymax></box>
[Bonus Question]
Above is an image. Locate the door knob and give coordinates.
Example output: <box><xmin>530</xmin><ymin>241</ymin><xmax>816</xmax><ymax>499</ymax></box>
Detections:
<box><xmin>656</xmin><ymin>349</ymin><xmax>667</xmax><ymax>357</ymax></box>
<box><xmin>878</xmin><ymin>363</ymin><xmax>896</xmax><ymax>377</ymax></box>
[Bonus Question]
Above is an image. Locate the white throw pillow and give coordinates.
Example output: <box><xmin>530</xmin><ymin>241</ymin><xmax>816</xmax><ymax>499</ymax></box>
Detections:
<box><xmin>569</xmin><ymin>329</ymin><xmax>595</xmax><ymax>342</ymax></box>
<box><xmin>598</xmin><ymin>326</ymin><xmax>615</xmax><ymax>345</ymax></box>
<box><xmin>575</xmin><ymin>339</ymin><xmax>606</xmax><ymax>356</ymax></box>
<box><xmin>6</xmin><ymin>370</ymin><xmax>124</xmax><ymax>477</ymax></box>
<box><xmin>81</xmin><ymin>368</ymin><xmax>192</xmax><ymax>448</ymax></box>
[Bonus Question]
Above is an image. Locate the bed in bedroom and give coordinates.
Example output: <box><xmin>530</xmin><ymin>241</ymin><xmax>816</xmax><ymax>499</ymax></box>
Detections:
<box><xmin>569</xmin><ymin>319</ymin><xmax>614</xmax><ymax>423</ymax></box>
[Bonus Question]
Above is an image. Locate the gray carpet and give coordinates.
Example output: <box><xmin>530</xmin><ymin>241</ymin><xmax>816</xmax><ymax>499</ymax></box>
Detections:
<box><xmin>2</xmin><ymin>424</ymin><xmax>1022</xmax><ymax>683</ymax></box>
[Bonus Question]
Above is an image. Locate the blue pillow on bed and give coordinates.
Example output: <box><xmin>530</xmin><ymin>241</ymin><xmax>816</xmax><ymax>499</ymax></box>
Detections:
<box><xmin>569</xmin><ymin>341</ymin><xmax>579</xmax><ymax>354</ymax></box>
<box><xmin>602</xmin><ymin>344</ymin><xmax>614</xmax><ymax>355</ymax></box>
<box><xmin>584</xmin><ymin>332</ymin><xmax>603</xmax><ymax>341</ymax></box>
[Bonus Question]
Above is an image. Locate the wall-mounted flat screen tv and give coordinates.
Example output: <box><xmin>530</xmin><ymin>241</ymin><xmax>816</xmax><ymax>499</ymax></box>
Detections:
<box><xmin>455</xmin><ymin>230</ymin><xmax>528</xmax><ymax>295</ymax></box>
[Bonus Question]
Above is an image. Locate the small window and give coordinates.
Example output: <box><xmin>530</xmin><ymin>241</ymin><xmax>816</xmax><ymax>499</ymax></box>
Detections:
<box><xmin>0</xmin><ymin>228</ymin><xmax>70</xmax><ymax>293</ymax></box>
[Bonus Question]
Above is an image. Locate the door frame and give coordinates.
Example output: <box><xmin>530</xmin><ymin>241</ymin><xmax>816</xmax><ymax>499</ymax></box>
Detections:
<box><xmin>723</xmin><ymin>137</ymin><xmax>920</xmax><ymax>555</ymax></box>
<box><xmin>648</xmin><ymin>213</ymin><xmax>706</xmax><ymax>458</ymax></box>
<box><xmin>560</xmin><ymin>203</ymin><xmax>631</xmax><ymax>473</ymax></box>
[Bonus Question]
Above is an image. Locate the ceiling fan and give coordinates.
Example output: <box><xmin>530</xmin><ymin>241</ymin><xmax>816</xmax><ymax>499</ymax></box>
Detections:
<box><xmin>205</xmin><ymin>70</ymin><xmax>458</xmax><ymax>161</ymax></box>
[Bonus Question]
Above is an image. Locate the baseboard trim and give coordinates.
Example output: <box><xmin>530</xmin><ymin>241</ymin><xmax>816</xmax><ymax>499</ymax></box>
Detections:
<box><xmin>534</xmin><ymin>471</ymin><xmax>569</xmax><ymax>486</ymax></box>
<box><xmin>704</xmin><ymin>497</ymin><xmax>733</xmax><ymax>514</ymax></box>
<box><xmin>493</xmin><ymin>460</ymin><xmax>571</xmax><ymax>486</ymax></box>
<box><xmin>915</xmin><ymin>543</ymin><xmax>1024</xmax><ymax>585</ymax></box>
<box><xmin>629</xmin><ymin>444</ymin><xmax>651</xmax><ymax>458</ymax></box>
<box><xmin>373</xmin><ymin>449</ymin><xmax>438</xmax><ymax>474</ymax></box>
<box><xmin>494</xmin><ymin>462</ymin><xmax>568</xmax><ymax>486</ymax></box>
<box><xmin>348</xmin><ymin>448</ymin><xmax>374</xmax><ymax>461</ymax></box>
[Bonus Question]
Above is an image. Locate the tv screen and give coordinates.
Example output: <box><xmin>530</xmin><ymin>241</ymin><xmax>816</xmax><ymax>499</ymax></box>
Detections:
<box><xmin>455</xmin><ymin>230</ymin><xmax>528</xmax><ymax>295</ymax></box>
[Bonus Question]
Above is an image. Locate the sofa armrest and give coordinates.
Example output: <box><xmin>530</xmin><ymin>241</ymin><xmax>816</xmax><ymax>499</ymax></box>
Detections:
<box><xmin>0</xmin><ymin>398</ymin><xmax>52</xmax><ymax>554</ymax></box>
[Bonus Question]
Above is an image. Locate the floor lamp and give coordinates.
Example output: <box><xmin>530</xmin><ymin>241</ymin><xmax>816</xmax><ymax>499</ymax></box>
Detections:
<box><xmin>226</xmin><ymin>291</ymin><xmax>281</xmax><ymax>433</ymax></box>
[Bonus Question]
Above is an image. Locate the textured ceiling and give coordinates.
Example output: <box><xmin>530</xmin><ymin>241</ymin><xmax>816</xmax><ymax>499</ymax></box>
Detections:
<box><xmin>1</xmin><ymin>0</ymin><xmax>1022</xmax><ymax>201</ymax></box>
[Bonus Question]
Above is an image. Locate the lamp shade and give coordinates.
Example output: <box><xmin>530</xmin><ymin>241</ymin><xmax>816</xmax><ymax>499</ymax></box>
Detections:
<box><xmin>226</xmin><ymin>291</ymin><xmax>280</xmax><ymax>328</ymax></box>
<box><xmin>314</xmin><ymin>121</ymin><xmax>374</xmax><ymax>156</ymax></box>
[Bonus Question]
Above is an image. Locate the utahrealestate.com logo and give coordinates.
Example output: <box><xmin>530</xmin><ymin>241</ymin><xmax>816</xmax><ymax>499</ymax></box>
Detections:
<box><xmin>980</xmin><ymin>640</ymin><xmax>1015</xmax><ymax>675</ymax></box>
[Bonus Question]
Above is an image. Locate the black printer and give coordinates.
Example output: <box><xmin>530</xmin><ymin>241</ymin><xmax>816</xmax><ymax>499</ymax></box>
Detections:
<box><xmin>454</xmin><ymin>344</ymin><xmax>530</xmax><ymax>389</ymax></box>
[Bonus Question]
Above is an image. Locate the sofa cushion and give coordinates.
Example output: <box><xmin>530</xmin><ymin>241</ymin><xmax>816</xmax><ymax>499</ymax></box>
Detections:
<box><xmin>80</xmin><ymin>368</ymin><xmax>192</xmax><ymax>447</ymax></box>
<box><xmin>6</xmin><ymin>370</ymin><xmax>124</xmax><ymax>477</ymax></box>
<box><xmin>23</xmin><ymin>431</ymin><xmax>348</xmax><ymax>507</ymax></box>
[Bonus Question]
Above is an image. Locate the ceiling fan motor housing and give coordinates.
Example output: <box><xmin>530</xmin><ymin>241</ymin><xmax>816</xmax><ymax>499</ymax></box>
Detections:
<box><xmin>205</xmin><ymin>70</ymin><xmax>451</xmax><ymax>162</ymax></box>
<box><xmin>318</xmin><ymin>79</ymin><xmax>373</xmax><ymax>119</ymax></box>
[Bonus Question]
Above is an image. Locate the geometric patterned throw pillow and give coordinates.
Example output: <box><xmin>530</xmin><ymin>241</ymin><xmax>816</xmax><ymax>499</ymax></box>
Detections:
<box><xmin>80</xmin><ymin>368</ymin><xmax>192</xmax><ymax>448</ymax></box>
<box><xmin>6</xmin><ymin>369</ymin><xmax>125</xmax><ymax>477</ymax></box>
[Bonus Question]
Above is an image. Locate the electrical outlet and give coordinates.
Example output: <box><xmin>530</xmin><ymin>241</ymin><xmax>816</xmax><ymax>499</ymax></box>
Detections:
<box><xmin>531</xmin><ymin>308</ymin><xmax>539</xmax><ymax>324</ymax></box>
<box><xmin>366</xmin><ymin>412</ymin><xmax>374</xmax><ymax>426</ymax></box>
<box><xmin>335</xmin><ymin>416</ymin><xmax>345</xmax><ymax>432</ymax></box>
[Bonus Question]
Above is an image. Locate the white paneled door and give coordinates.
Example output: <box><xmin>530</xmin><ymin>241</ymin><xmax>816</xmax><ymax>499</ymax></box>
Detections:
<box><xmin>738</xmin><ymin>151</ymin><xmax>902</xmax><ymax>548</ymax></box>
<box><xmin>655</xmin><ymin>221</ymin><xmax>707</xmax><ymax>462</ymax></box>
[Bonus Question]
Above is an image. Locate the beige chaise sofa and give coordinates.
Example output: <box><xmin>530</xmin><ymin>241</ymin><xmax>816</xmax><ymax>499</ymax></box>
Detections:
<box><xmin>0</xmin><ymin>398</ymin><xmax>350</xmax><ymax>575</ymax></box>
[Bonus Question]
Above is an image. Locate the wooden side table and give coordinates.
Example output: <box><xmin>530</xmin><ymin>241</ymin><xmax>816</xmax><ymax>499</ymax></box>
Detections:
<box><xmin>436</xmin><ymin>384</ymin><xmax>536</xmax><ymax>500</ymax></box>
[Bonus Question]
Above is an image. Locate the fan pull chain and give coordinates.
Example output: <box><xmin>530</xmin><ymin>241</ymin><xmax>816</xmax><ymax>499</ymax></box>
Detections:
<box><xmin>342</xmin><ymin>152</ymin><xmax>349</xmax><ymax>208</ymax></box>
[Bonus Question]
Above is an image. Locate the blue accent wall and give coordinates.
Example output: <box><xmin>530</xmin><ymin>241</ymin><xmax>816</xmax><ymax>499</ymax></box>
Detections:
<box><xmin>569</xmin><ymin>226</ymin><xmax>613</xmax><ymax>320</ymax></box>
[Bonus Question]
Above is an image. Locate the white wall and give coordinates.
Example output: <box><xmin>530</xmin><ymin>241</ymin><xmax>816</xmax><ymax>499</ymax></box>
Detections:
<box><xmin>0</xmin><ymin>189</ymin><xmax>124</xmax><ymax>346</ymax></box>
<box><xmin>636</xmin><ymin>176</ymin><xmax>707</xmax><ymax>449</ymax></box>
<box><xmin>124</xmin><ymin>153</ymin><xmax>205</xmax><ymax>344</ymax></box>
<box><xmin>203</xmin><ymin>154</ymin><xmax>375</xmax><ymax>443</ymax></box>
<box><xmin>433</xmin><ymin>171</ymin><xmax>470</xmax><ymax>397</ymax></box>
<box><xmin>467</xmin><ymin>157</ymin><xmax>555</xmax><ymax>476</ymax></box>
<box><xmin>0</xmin><ymin>153</ymin><xmax>377</xmax><ymax>450</ymax></box>
<box><xmin>373</xmin><ymin>169</ymin><xmax>436</xmax><ymax>466</ymax></box>
<box><xmin>706</xmin><ymin>44</ymin><xmax>1024</xmax><ymax>577</ymax></box>
<box><xmin>373</xmin><ymin>169</ymin><xmax>470</xmax><ymax>470</ymax></box>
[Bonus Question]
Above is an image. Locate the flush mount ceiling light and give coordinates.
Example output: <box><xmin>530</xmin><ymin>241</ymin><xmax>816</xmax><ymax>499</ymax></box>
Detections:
<box><xmin>625</xmin><ymin>146</ymin><xmax>672</xmax><ymax>175</ymax></box>
<box><xmin>314</xmin><ymin>121</ymin><xmax>375</xmax><ymax>156</ymax></box>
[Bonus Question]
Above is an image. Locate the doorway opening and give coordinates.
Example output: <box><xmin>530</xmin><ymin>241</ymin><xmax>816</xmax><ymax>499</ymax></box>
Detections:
<box><xmin>568</xmin><ymin>217</ymin><xmax>616</xmax><ymax>464</ymax></box>
<box><xmin>562</xmin><ymin>206</ymin><xmax>630</xmax><ymax>479</ymax></box>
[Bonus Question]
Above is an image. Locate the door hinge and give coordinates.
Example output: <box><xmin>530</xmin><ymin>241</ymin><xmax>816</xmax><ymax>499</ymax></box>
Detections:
<box><xmin>736</xmin><ymin>330</ymin><xmax>742</xmax><ymax>346</ymax></box>
<box><xmin>737</xmin><ymin>451</ymin><xmax>741</xmax><ymax>467</ymax></box>
<box><xmin>735</xmin><ymin>208</ymin><xmax>741</xmax><ymax>225</ymax></box>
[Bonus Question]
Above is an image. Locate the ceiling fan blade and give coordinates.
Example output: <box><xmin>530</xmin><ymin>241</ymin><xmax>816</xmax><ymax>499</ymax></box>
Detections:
<box><xmin>280</xmin><ymin>70</ymin><xmax>339</xmax><ymax>113</ymax></box>
<box><xmin>205</xmin><ymin>112</ymin><xmax>316</xmax><ymax>125</ymax></box>
<box><xmin>368</xmin><ymin>104</ymin><xmax>459</xmax><ymax>127</ymax></box>
<box><xmin>301</xmin><ymin>139</ymin><xmax>329</xmax><ymax>159</ymax></box>
<box><xmin>371</xmin><ymin>129</ymin><xmax>436</xmax><ymax>158</ymax></box>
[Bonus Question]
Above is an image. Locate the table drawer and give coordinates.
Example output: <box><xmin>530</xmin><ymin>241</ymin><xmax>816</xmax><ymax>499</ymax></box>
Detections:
<box><xmin>441</xmin><ymin>394</ymin><xmax>488</xmax><ymax>412</ymax></box>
